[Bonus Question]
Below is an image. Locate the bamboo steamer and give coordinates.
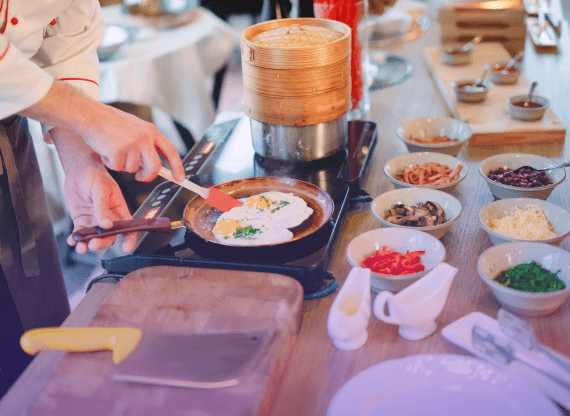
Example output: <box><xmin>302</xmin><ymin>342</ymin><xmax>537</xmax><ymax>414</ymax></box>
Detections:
<box><xmin>241</xmin><ymin>18</ymin><xmax>351</xmax><ymax>126</ymax></box>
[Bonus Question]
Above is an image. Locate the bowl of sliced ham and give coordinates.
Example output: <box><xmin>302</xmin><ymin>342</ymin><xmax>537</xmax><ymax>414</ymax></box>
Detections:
<box><xmin>384</xmin><ymin>152</ymin><xmax>468</xmax><ymax>195</ymax></box>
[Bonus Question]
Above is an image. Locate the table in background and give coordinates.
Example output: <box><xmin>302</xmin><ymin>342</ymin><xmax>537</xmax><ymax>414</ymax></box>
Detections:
<box><xmin>3</xmin><ymin>2</ymin><xmax>570</xmax><ymax>415</ymax></box>
<box><xmin>99</xmin><ymin>5</ymin><xmax>239</xmax><ymax>141</ymax></box>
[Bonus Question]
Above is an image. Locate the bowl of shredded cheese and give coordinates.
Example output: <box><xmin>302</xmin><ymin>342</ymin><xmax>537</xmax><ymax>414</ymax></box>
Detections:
<box><xmin>477</xmin><ymin>242</ymin><xmax>570</xmax><ymax>316</ymax></box>
<box><xmin>478</xmin><ymin>198</ymin><xmax>570</xmax><ymax>246</ymax></box>
<box><xmin>479</xmin><ymin>153</ymin><xmax>566</xmax><ymax>200</ymax></box>
<box><xmin>384</xmin><ymin>152</ymin><xmax>468</xmax><ymax>194</ymax></box>
<box><xmin>396</xmin><ymin>117</ymin><xmax>472</xmax><ymax>156</ymax></box>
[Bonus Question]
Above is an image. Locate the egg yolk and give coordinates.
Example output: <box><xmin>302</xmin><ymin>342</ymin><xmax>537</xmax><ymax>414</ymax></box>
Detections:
<box><xmin>245</xmin><ymin>195</ymin><xmax>272</xmax><ymax>210</ymax></box>
<box><xmin>213</xmin><ymin>219</ymin><xmax>242</xmax><ymax>237</ymax></box>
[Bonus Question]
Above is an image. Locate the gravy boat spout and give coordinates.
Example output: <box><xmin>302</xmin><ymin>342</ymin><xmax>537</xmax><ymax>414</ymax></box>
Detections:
<box><xmin>373</xmin><ymin>263</ymin><xmax>458</xmax><ymax>340</ymax></box>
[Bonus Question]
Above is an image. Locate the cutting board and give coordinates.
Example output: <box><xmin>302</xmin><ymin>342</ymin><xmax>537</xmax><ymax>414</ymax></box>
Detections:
<box><xmin>423</xmin><ymin>43</ymin><xmax>566</xmax><ymax>145</ymax></box>
<box><xmin>29</xmin><ymin>266</ymin><xmax>304</xmax><ymax>416</ymax></box>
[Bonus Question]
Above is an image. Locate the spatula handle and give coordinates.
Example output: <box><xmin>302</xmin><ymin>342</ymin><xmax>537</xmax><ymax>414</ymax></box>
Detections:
<box><xmin>20</xmin><ymin>327</ymin><xmax>143</xmax><ymax>364</ymax></box>
<box><xmin>72</xmin><ymin>218</ymin><xmax>173</xmax><ymax>242</ymax></box>
<box><xmin>158</xmin><ymin>166</ymin><xmax>209</xmax><ymax>199</ymax></box>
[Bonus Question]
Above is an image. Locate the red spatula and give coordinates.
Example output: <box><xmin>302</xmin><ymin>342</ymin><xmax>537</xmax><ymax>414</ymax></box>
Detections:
<box><xmin>158</xmin><ymin>167</ymin><xmax>243</xmax><ymax>212</ymax></box>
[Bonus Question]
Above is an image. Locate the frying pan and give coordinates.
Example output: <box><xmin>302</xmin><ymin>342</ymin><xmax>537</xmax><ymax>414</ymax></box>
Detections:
<box><xmin>73</xmin><ymin>177</ymin><xmax>334</xmax><ymax>248</ymax></box>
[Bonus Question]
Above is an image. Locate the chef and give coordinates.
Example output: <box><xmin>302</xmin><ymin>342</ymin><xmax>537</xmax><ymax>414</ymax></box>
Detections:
<box><xmin>0</xmin><ymin>0</ymin><xmax>186</xmax><ymax>397</ymax></box>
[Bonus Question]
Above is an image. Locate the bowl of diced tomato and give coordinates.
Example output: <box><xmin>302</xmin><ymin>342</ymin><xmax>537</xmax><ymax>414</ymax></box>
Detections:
<box><xmin>346</xmin><ymin>228</ymin><xmax>446</xmax><ymax>292</ymax></box>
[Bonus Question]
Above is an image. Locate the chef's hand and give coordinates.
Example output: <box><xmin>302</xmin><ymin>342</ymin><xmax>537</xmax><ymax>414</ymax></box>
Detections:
<box><xmin>49</xmin><ymin>127</ymin><xmax>137</xmax><ymax>254</ymax></box>
<box><xmin>63</xmin><ymin>162</ymin><xmax>137</xmax><ymax>254</ymax></box>
<box><xmin>19</xmin><ymin>82</ymin><xmax>185</xmax><ymax>183</ymax></box>
<box><xmin>81</xmin><ymin>106</ymin><xmax>185</xmax><ymax>183</ymax></box>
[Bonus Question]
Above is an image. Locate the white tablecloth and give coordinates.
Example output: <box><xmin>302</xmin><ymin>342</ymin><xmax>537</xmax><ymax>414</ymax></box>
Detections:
<box><xmin>99</xmin><ymin>5</ymin><xmax>239</xmax><ymax>139</ymax></box>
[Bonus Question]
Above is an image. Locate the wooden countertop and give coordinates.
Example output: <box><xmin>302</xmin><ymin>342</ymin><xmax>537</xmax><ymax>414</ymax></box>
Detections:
<box><xmin>3</xmin><ymin>7</ymin><xmax>570</xmax><ymax>416</ymax></box>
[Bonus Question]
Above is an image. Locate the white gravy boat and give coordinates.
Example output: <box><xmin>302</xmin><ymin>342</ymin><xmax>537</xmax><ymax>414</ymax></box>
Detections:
<box><xmin>328</xmin><ymin>267</ymin><xmax>371</xmax><ymax>350</ymax></box>
<box><xmin>373</xmin><ymin>263</ymin><xmax>458</xmax><ymax>340</ymax></box>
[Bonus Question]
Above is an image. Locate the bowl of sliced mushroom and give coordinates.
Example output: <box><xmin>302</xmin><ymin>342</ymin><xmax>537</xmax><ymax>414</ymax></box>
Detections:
<box><xmin>371</xmin><ymin>187</ymin><xmax>462</xmax><ymax>239</ymax></box>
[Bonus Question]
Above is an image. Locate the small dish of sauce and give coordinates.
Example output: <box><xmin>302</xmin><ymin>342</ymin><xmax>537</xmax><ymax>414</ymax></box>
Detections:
<box><xmin>512</xmin><ymin>100</ymin><xmax>545</xmax><ymax>109</ymax></box>
<box><xmin>492</xmin><ymin>66</ymin><xmax>518</xmax><ymax>74</ymax></box>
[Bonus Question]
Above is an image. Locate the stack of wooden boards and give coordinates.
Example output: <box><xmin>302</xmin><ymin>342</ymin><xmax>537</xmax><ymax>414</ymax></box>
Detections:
<box><xmin>422</xmin><ymin>43</ymin><xmax>566</xmax><ymax>146</ymax></box>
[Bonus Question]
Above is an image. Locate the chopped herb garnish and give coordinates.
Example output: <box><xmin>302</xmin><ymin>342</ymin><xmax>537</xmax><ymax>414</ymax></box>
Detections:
<box><xmin>233</xmin><ymin>225</ymin><xmax>261</xmax><ymax>239</ymax></box>
<box><xmin>271</xmin><ymin>200</ymin><xmax>290</xmax><ymax>213</ymax></box>
<box><xmin>494</xmin><ymin>261</ymin><xmax>565</xmax><ymax>292</ymax></box>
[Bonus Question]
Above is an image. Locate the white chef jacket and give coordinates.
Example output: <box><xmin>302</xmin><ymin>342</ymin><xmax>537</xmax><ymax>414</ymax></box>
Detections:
<box><xmin>0</xmin><ymin>0</ymin><xmax>104</xmax><ymax>120</ymax></box>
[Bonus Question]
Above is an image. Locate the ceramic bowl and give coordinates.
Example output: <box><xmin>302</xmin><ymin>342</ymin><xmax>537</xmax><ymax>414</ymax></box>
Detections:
<box><xmin>451</xmin><ymin>79</ymin><xmax>493</xmax><ymax>103</ymax></box>
<box><xmin>478</xmin><ymin>198</ymin><xmax>570</xmax><ymax>246</ymax></box>
<box><xmin>477</xmin><ymin>242</ymin><xmax>570</xmax><ymax>316</ymax></box>
<box><xmin>371</xmin><ymin>188</ymin><xmax>462</xmax><ymax>240</ymax></box>
<box><xmin>396</xmin><ymin>117</ymin><xmax>473</xmax><ymax>156</ymax></box>
<box><xmin>507</xmin><ymin>94</ymin><xmax>550</xmax><ymax>121</ymax></box>
<box><xmin>346</xmin><ymin>228</ymin><xmax>446</xmax><ymax>292</ymax></box>
<box><xmin>384</xmin><ymin>152</ymin><xmax>468</xmax><ymax>195</ymax></box>
<box><xmin>479</xmin><ymin>153</ymin><xmax>565</xmax><ymax>200</ymax></box>
<box><xmin>441</xmin><ymin>44</ymin><xmax>474</xmax><ymax>66</ymax></box>
<box><xmin>485</xmin><ymin>61</ymin><xmax>521</xmax><ymax>84</ymax></box>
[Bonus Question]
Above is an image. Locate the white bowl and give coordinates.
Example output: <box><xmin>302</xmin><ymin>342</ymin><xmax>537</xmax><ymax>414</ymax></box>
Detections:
<box><xmin>477</xmin><ymin>242</ymin><xmax>570</xmax><ymax>316</ymax></box>
<box><xmin>507</xmin><ymin>94</ymin><xmax>550</xmax><ymax>121</ymax></box>
<box><xmin>346</xmin><ymin>228</ymin><xmax>446</xmax><ymax>292</ymax></box>
<box><xmin>384</xmin><ymin>152</ymin><xmax>468</xmax><ymax>195</ymax></box>
<box><xmin>441</xmin><ymin>44</ymin><xmax>474</xmax><ymax>66</ymax></box>
<box><xmin>396</xmin><ymin>117</ymin><xmax>472</xmax><ymax>156</ymax></box>
<box><xmin>451</xmin><ymin>79</ymin><xmax>493</xmax><ymax>103</ymax></box>
<box><xmin>479</xmin><ymin>153</ymin><xmax>565</xmax><ymax>200</ymax></box>
<box><xmin>485</xmin><ymin>61</ymin><xmax>521</xmax><ymax>85</ymax></box>
<box><xmin>371</xmin><ymin>188</ymin><xmax>462</xmax><ymax>239</ymax></box>
<box><xmin>478</xmin><ymin>198</ymin><xmax>570</xmax><ymax>246</ymax></box>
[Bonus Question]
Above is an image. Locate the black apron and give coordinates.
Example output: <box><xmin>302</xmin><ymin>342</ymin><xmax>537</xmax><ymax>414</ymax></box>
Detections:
<box><xmin>0</xmin><ymin>116</ymin><xmax>70</xmax><ymax>398</ymax></box>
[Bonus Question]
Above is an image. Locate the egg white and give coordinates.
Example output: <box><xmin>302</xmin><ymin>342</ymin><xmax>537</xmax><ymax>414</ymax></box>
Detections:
<box><xmin>212</xmin><ymin>191</ymin><xmax>313</xmax><ymax>246</ymax></box>
<box><xmin>243</xmin><ymin>191</ymin><xmax>314</xmax><ymax>229</ymax></box>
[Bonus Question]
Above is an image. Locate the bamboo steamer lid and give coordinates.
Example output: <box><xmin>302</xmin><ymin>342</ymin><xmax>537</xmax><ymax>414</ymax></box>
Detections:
<box><xmin>241</xmin><ymin>18</ymin><xmax>351</xmax><ymax>126</ymax></box>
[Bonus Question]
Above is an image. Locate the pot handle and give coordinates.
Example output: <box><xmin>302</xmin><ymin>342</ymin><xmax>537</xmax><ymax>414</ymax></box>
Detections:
<box><xmin>72</xmin><ymin>218</ymin><xmax>173</xmax><ymax>242</ymax></box>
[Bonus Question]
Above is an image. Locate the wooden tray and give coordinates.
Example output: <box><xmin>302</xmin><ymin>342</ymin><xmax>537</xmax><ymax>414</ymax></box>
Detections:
<box><xmin>29</xmin><ymin>266</ymin><xmax>304</xmax><ymax>416</ymax></box>
<box><xmin>423</xmin><ymin>43</ymin><xmax>566</xmax><ymax>145</ymax></box>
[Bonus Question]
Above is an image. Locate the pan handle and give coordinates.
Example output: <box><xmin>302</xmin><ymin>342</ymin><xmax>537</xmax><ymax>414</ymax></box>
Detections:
<box><xmin>72</xmin><ymin>218</ymin><xmax>173</xmax><ymax>242</ymax></box>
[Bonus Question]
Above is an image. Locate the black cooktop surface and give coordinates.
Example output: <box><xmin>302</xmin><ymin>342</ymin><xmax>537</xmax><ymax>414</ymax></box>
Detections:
<box><xmin>101</xmin><ymin>117</ymin><xmax>377</xmax><ymax>298</ymax></box>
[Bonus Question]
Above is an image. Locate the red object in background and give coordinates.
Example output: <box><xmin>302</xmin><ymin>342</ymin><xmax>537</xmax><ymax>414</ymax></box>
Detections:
<box><xmin>362</xmin><ymin>246</ymin><xmax>426</xmax><ymax>275</ymax></box>
<box><xmin>314</xmin><ymin>0</ymin><xmax>364</xmax><ymax>111</ymax></box>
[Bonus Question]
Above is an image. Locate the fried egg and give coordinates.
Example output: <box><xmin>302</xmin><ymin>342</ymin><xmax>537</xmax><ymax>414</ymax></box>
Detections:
<box><xmin>212</xmin><ymin>211</ymin><xmax>293</xmax><ymax>246</ymax></box>
<box><xmin>243</xmin><ymin>191</ymin><xmax>313</xmax><ymax>229</ymax></box>
<box><xmin>212</xmin><ymin>191</ymin><xmax>313</xmax><ymax>246</ymax></box>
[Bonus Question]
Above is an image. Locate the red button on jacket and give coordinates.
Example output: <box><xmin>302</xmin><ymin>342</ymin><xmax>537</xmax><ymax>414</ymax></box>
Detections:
<box><xmin>11</xmin><ymin>17</ymin><xmax>18</xmax><ymax>25</ymax></box>
<box><xmin>50</xmin><ymin>19</ymin><xmax>56</xmax><ymax>25</ymax></box>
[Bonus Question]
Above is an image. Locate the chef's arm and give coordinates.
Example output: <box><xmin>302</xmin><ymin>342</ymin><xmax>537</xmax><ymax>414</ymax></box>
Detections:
<box><xmin>49</xmin><ymin>125</ymin><xmax>138</xmax><ymax>255</ymax></box>
<box><xmin>19</xmin><ymin>80</ymin><xmax>185</xmax><ymax>183</ymax></box>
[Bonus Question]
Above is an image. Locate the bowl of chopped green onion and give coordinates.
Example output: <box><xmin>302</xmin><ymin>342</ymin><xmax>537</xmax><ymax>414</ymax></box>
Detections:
<box><xmin>477</xmin><ymin>242</ymin><xmax>570</xmax><ymax>316</ymax></box>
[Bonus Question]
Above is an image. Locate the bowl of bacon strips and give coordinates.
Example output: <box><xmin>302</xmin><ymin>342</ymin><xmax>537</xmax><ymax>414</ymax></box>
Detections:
<box><xmin>396</xmin><ymin>117</ymin><xmax>472</xmax><ymax>156</ymax></box>
<box><xmin>346</xmin><ymin>228</ymin><xmax>446</xmax><ymax>292</ymax></box>
<box><xmin>371</xmin><ymin>188</ymin><xmax>462</xmax><ymax>239</ymax></box>
<box><xmin>478</xmin><ymin>198</ymin><xmax>570</xmax><ymax>247</ymax></box>
<box><xmin>384</xmin><ymin>152</ymin><xmax>468</xmax><ymax>194</ymax></box>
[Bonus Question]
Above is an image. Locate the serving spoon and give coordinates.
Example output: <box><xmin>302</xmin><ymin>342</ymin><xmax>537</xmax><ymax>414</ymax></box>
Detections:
<box><xmin>461</xmin><ymin>34</ymin><xmax>483</xmax><ymax>52</ymax></box>
<box><xmin>505</xmin><ymin>50</ymin><xmax>524</xmax><ymax>69</ymax></box>
<box><xmin>473</xmin><ymin>69</ymin><xmax>489</xmax><ymax>87</ymax></box>
<box><xmin>513</xmin><ymin>160</ymin><xmax>570</xmax><ymax>173</ymax></box>
<box><xmin>523</xmin><ymin>81</ymin><xmax>538</xmax><ymax>107</ymax></box>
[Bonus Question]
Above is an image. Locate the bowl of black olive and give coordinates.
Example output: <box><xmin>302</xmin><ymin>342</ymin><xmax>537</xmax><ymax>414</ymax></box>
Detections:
<box><xmin>371</xmin><ymin>187</ymin><xmax>462</xmax><ymax>239</ymax></box>
<box><xmin>479</xmin><ymin>153</ymin><xmax>566</xmax><ymax>200</ymax></box>
<box><xmin>507</xmin><ymin>94</ymin><xmax>550</xmax><ymax>121</ymax></box>
<box><xmin>477</xmin><ymin>242</ymin><xmax>570</xmax><ymax>316</ymax></box>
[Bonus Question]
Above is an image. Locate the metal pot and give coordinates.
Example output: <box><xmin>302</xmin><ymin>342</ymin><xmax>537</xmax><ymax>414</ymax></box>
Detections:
<box><xmin>250</xmin><ymin>114</ymin><xmax>348</xmax><ymax>162</ymax></box>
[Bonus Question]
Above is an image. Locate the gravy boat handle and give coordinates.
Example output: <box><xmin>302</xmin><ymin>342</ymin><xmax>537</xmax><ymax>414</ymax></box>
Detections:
<box><xmin>373</xmin><ymin>291</ymin><xmax>400</xmax><ymax>325</ymax></box>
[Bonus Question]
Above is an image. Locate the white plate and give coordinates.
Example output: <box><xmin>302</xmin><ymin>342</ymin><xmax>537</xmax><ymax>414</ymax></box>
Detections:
<box><xmin>327</xmin><ymin>354</ymin><xmax>562</xmax><ymax>416</ymax></box>
<box><xmin>441</xmin><ymin>312</ymin><xmax>570</xmax><ymax>409</ymax></box>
